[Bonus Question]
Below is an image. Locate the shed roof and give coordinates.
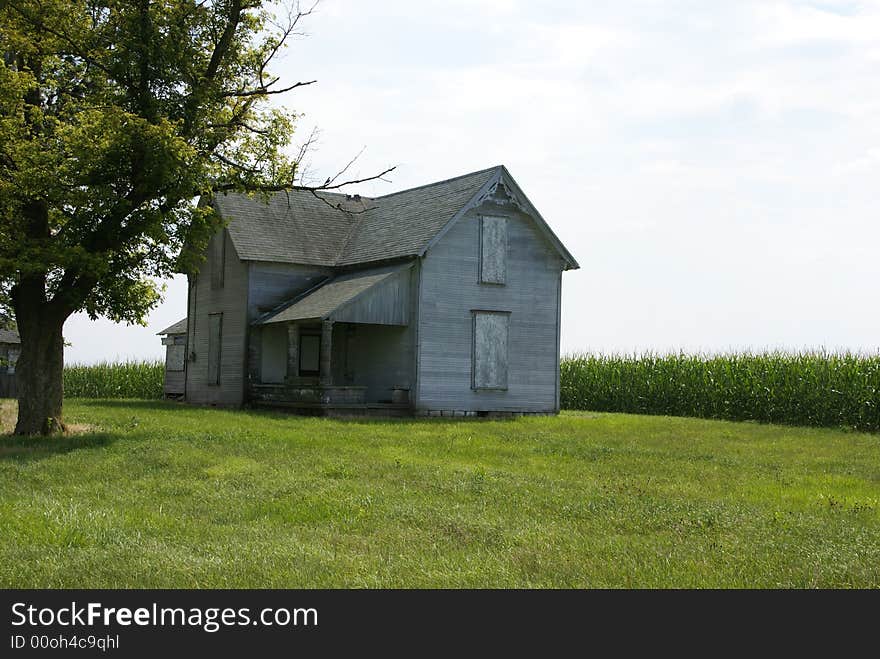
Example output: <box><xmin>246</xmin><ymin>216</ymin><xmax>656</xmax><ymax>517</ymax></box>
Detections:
<box><xmin>257</xmin><ymin>264</ymin><xmax>408</xmax><ymax>325</ymax></box>
<box><xmin>212</xmin><ymin>165</ymin><xmax>579</xmax><ymax>270</ymax></box>
<box><xmin>0</xmin><ymin>329</ymin><xmax>20</xmax><ymax>344</ymax></box>
<box><xmin>157</xmin><ymin>318</ymin><xmax>188</xmax><ymax>335</ymax></box>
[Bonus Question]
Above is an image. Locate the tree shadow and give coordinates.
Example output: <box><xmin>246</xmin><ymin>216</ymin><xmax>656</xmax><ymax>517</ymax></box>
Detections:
<box><xmin>0</xmin><ymin>431</ymin><xmax>118</xmax><ymax>464</ymax></box>
<box><xmin>73</xmin><ymin>399</ymin><xmax>180</xmax><ymax>411</ymax></box>
<box><xmin>241</xmin><ymin>406</ymin><xmax>523</xmax><ymax>427</ymax></box>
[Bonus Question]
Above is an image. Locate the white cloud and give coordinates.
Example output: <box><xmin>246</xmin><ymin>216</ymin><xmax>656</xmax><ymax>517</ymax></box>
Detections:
<box><xmin>754</xmin><ymin>2</ymin><xmax>880</xmax><ymax>45</ymax></box>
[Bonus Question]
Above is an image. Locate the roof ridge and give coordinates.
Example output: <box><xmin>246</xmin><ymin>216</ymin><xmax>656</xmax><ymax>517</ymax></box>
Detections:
<box><xmin>372</xmin><ymin>165</ymin><xmax>502</xmax><ymax>200</ymax></box>
<box><xmin>332</xmin><ymin>165</ymin><xmax>501</xmax><ymax>265</ymax></box>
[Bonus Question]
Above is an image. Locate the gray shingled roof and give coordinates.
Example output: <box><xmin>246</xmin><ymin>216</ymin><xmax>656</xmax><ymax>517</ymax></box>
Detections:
<box><xmin>213</xmin><ymin>165</ymin><xmax>579</xmax><ymax>270</ymax></box>
<box><xmin>335</xmin><ymin>167</ymin><xmax>498</xmax><ymax>266</ymax></box>
<box><xmin>214</xmin><ymin>166</ymin><xmax>499</xmax><ymax>267</ymax></box>
<box><xmin>0</xmin><ymin>329</ymin><xmax>20</xmax><ymax>344</ymax></box>
<box><xmin>157</xmin><ymin>318</ymin><xmax>187</xmax><ymax>335</ymax></box>
<box><xmin>215</xmin><ymin>188</ymin><xmax>367</xmax><ymax>266</ymax></box>
<box><xmin>258</xmin><ymin>266</ymin><xmax>406</xmax><ymax>324</ymax></box>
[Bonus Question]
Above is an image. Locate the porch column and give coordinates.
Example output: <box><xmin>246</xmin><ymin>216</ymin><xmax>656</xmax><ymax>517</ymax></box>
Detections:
<box><xmin>319</xmin><ymin>320</ymin><xmax>334</xmax><ymax>386</ymax></box>
<box><xmin>247</xmin><ymin>327</ymin><xmax>261</xmax><ymax>385</ymax></box>
<box><xmin>286</xmin><ymin>323</ymin><xmax>299</xmax><ymax>380</ymax></box>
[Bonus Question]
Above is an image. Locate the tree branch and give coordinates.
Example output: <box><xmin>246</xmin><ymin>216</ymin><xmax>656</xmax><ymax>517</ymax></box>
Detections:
<box><xmin>212</xmin><ymin>165</ymin><xmax>396</xmax><ymax>194</ymax></box>
<box><xmin>220</xmin><ymin>78</ymin><xmax>316</xmax><ymax>98</ymax></box>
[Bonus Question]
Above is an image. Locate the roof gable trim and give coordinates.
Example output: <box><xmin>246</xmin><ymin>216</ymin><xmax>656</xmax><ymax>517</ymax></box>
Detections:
<box><xmin>418</xmin><ymin>167</ymin><xmax>579</xmax><ymax>270</ymax></box>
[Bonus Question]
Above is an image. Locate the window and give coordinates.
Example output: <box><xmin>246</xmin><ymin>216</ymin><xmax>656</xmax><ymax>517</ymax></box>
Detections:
<box><xmin>472</xmin><ymin>311</ymin><xmax>509</xmax><ymax>390</ymax></box>
<box><xmin>299</xmin><ymin>334</ymin><xmax>320</xmax><ymax>376</ymax></box>
<box><xmin>207</xmin><ymin>313</ymin><xmax>222</xmax><ymax>385</ymax></box>
<box><xmin>165</xmin><ymin>341</ymin><xmax>185</xmax><ymax>372</ymax></box>
<box><xmin>480</xmin><ymin>215</ymin><xmax>507</xmax><ymax>284</ymax></box>
<box><xmin>211</xmin><ymin>230</ymin><xmax>225</xmax><ymax>289</ymax></box>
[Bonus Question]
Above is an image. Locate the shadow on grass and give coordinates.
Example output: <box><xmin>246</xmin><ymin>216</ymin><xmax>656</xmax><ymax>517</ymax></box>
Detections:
<box><xmin>72</xmin><ymin>399</ymin><xmax>178</xmax><ymax>411</ymax></box>
<box><xmin>240</xmin><ymin>407</ymin><xmax>523</xmax><ymax>427</ymax></box>
<box><xmin>71</xmin><ymin>398</ymin><xmax>525</xmax><ymax>427</ymax></box>
<box><xmin>0</xmin><ymin>431</ymin><xmax>118</xmax><ymax>464</ymax></box>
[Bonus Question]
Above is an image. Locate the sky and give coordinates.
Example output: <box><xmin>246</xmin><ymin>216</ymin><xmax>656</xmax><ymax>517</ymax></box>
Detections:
<box><xmin>64</xmin><ymin>0</ymin><xmax>880</xmax><ymax>363</ymax></box>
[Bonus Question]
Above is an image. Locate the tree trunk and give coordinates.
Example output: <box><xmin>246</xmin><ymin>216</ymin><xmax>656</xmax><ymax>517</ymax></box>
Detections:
<box><xmin>12</xmin><ymin>296</ymin><xmax>66</xmax><ymax>436</ymax></box>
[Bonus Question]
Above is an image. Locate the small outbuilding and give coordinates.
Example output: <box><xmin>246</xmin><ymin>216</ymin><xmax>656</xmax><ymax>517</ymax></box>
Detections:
<box><xmin>157</xmin><ymin>319</ymin><xmax>187</xmax><ymax>399</ymax></box>
<box><xmin>0</xmin><ymin>328</ymin><xmax>20</xmax><ymax>398</ymax></box>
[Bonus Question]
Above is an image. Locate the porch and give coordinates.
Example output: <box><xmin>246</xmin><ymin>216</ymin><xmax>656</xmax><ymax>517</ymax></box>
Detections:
<box><xmin>247</xmin><ymin>265</ymin><xmax>415</xmax><ymax>415</ymax></box>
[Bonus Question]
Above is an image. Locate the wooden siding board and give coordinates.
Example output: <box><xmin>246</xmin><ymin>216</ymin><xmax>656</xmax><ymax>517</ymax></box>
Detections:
<box><xmin>331</xmin><ymin>268</ymin><xmax>410</xmax><ymax>326</ymax></box>
<box><xmin>417</xmin><ymin>206</ymin><xmax>562</xmax><ymax>412</ymax></box>
<box><xmin>207</xmin><ymin>313</ymin><xmax>222</xmax><ymax>385</ymax></box>
<box><xmin>164</xmin><ymin>370</ymin><xmax>185</xmax><ymax>395</ymax></box>
<box><xmin>185</xmin><ymin>230</ymin><xmax>249</xmax><ymax>406</ymax></box>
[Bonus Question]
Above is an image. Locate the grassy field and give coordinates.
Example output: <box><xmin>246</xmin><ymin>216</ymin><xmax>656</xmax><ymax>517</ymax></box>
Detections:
<box><xmin>1</xmin><ymin>399</ymin><xmax>878</xmax><ymax>588</ymax></box>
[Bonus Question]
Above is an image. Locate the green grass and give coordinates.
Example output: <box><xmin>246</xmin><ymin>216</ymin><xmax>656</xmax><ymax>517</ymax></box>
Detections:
<box><xmin>64</xmin><ymin>360</ymin><xmax>164</xmax><ymax>399</ymax></box>
<box><xmin>562</xmin><ymin>351</ymin><xmax>880</xmax><ymax>432</ymax></box>
<box><xmin>1</xmin><ymin>399</ymin><xmax>878</xmax><ymax>588</ymax></box>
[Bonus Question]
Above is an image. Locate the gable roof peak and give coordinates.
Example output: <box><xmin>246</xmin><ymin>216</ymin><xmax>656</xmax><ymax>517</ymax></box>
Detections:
<box><xmin>372</xmin><ymin>165</ymin><xmax>503</xmax><ymax>201</ymax></box>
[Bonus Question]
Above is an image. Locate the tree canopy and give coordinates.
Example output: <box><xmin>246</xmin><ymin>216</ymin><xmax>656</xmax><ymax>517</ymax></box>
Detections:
<box><xmin>0</xmin><ymin>0</ymin><xmax>333</xmax><ymax>325</ymax></box>
<box><xmin>1</xmin><ymin>0</ymin><xmax>391</xmax><ymax>434</ymax></box>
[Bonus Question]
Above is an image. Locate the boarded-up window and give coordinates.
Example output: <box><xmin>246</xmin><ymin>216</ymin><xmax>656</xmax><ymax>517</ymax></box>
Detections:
<box><xmin>165</xmin><ymin>343</ymin><xmax>185</xmax><ymax>372</ymax></box>
<box><xmin>480</xmin><ymin>216</ymin><xmax>507</xmax><ymax>284</ymax></box>
<box><xmin>472</xmin><ymin>311</ymin><xmax>509</xmax><ymax>390</ymax></box>
<box><xmin>211</xmin><ymin>231</ymin><xmax>225</xmax><ymax>289</ymax></box>
<box><xmin>208</xmin><ymin>313</ymin><xmax>222</xmax><ymax>385</ymax></box>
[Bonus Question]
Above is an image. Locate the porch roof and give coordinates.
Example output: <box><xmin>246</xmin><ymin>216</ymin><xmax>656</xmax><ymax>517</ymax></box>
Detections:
<box><xmin>156</xmin><ymin>318</ymin><xmax>187</xmax><ymax>335</ymax></box>
<box><xmin>257</xmin><ymin>263</ymin><xmax>411</xmax><ymax>325</ymax></box>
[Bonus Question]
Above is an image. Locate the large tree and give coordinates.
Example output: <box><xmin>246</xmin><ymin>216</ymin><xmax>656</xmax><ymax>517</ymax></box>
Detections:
<box><xmin>0</xmin><ymin>0</ymin><xmax>388</xmax><ymax>434</ymax></box>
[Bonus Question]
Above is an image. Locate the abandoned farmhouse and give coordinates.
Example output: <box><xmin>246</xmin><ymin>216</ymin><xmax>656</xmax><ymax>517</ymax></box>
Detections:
<box><xmin>159</xmin><ymin>165</ymin><xmax>578</xmax><ymax>415</ymax></box>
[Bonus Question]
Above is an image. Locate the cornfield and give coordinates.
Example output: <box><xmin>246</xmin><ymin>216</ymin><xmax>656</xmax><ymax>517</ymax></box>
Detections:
<box><xmin>60</xmin><ymin>353</ymin><xmax>880</xmax><ymax>431</ymax></box>
<box><xmin>561</xmin><ymin>351</ymin><xmax>880</xmax><ymax>432</ymax></box>
<box><xmin>64</xmin><ymin>360</ymin><xmax>164</xmax><ymax>399</ymax></box>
